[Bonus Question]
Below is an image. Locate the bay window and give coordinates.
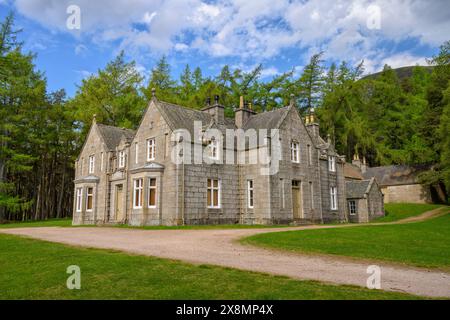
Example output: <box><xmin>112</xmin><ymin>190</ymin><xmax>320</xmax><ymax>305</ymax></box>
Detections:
<box><xmin>76</xmin><ymin>188</ymin><xmax>83</xmax><ymax>212</ymax></box>
<box><xmin>86</xmin><ymin>187</ymin><xmax>94</xmax><ymax>211</ymax></box>
<box><xmin>148</xmin><ymin>178</ymin><xmax>157</xmax><ymax>208</ymax></box>
<box><xmin>133</xmin><ymin>179</ymin><xmax>143</xmax><ymax>209</ymax></box>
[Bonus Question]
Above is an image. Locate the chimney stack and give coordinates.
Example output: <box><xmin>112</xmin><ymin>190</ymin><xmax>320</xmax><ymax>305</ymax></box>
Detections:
<box><xmin>305</xmin><ymin>108</ymin><xmax>320</xmax><ymax>137</ymax></box>
<box><xmin>202</xmin><ymin>95</ymin><xmax>224</xmax><ymax>124</ymax></box>
<box><xmin>235</xmin><ymin>96</ymin><xmax>256</xmax><ymax>128</ymax></box>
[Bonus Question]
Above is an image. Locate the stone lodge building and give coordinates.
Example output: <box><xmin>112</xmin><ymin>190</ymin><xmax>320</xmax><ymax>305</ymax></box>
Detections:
<box><xmin>73</xmin><ymin>95</ymin><xmax>384</xmax><ymax>226</ymax></box>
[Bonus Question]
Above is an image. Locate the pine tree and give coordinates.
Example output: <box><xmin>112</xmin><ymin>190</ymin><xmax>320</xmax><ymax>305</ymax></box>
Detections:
<box><xmin>69</xmin><ymin>51</ymin><xmax>145</xmax><ymax>132</ymax></box>
<box><xmin>144</xmin><ymin>55</ymin><xmax>177</xmax><ymax>102</ymax></box>
<box><xmin>296</xmin><ymin>52</ymin><xmax>325</xmax><ymax>114</ymax></box>
<box><xmin>0</xmin><ymin>13</ymin><xmax>46</xmax><ymax>219</ymax></box>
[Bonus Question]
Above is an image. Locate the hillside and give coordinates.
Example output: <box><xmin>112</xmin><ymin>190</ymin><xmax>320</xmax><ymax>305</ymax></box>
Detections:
<box><xmin>362</xmin><ymin>65</ymin><xmax>434</xmax><ymax>81</ymax></box>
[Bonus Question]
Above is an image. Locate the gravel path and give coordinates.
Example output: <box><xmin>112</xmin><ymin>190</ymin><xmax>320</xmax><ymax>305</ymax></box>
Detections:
<box><xmin>1</xmin><ymin>208</ymin><xmax>449</xmax><ymax>298</ymax></box>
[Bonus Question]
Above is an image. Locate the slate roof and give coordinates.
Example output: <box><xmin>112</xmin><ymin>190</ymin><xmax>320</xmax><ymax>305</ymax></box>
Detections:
<box><xmin>156</xmin><ymin>100</ymin><xmax>331</xmax><ymax>150</ymax></box>
<box><xmin>344</xmin><ymin>163</ymin><xmax>364</xmax><ymax>180</ymax></box>
<box><xmin>363</xmin><ymin>164</ymin><xmax>431</xmax><ymax>187</ymax></box>
<box><xmin>97</xmin><ymin>124</ymin><xmax>135</xmax><ymax>150</ymax></box>
<box><xmin>346</xmin><ymin>179</ymin><xmax>372</xmax><ymax>199</ymax></box>
<box><xmin>243</xmin><ymin>106</ymin><xmax>290</xmax><ymax>130</ymax></box>
<box><xmin>156</xmin><ymin>100</ymin><xmax>293</xmax><ymax>135</ymax></box>
<box><xmin>157</xmin><ymin>101</ymin><xmax>214</xmax><ymax>132</ymax></box>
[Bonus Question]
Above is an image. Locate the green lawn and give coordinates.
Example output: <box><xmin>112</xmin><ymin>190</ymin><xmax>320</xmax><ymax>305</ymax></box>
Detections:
<box><xmin>374</xmin><ymin>203</ymin><xmax>443</xmax><ymax>222</ymax></box>
<box><xmin>243</xmin><ymin>210</ymin><xmax>450</xmax><ymax>270</ymax></box>
<box><xmin>116</xmin><ymin>224</ymin><xmax>291</xmax><ymax>230</ymax></box>
<box><xmin>0</xmin><ymin>234</ymin><xmax>421</xmax><ymax>300</ymax></box>
<box><xmin>0</xmin><ymin>218</ymin><xmax>72</xmax><ymax>229</ymax></box>
<box><xmin>0</xmin><ymin>218</ymin><xmax>290</xmax><ymax>230</ymax></box>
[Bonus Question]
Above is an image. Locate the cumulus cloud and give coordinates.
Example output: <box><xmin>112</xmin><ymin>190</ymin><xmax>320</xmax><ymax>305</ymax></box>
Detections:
<box><xmin>11</xmin><ymin>0</ymin><xmax>450</xmax><ymax>64</ymax></box>
<box><xmin>381</xmin><ymin>53</ymin><xmax>428</xmax><ymax>69</ymax></box>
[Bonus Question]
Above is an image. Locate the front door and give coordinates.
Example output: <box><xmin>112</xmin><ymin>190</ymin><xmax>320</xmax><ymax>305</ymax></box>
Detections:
<box><xmin>292</xmin><ymin>181</ymin><xmax>303</xmax><ymax>219</ymax></box>
<box><xmin>115</xmin><ymin>185</ymin><xmax>124</xmax><ymax>222</ymax></box>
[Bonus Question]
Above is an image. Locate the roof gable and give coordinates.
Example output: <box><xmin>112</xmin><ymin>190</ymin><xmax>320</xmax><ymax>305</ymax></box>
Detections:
<box><xmin>243</xmin><ymin>106</ymin><xmax>291</xmax><ymax>131</ymax></box>
<box><xmin>363</xmin><ymin>164</ymin><xmax>431</xmax><ymax>186</ymax></box>
<box><xmin>96</xmin><ymin>124</ymin><xmax>135</xmax><ymax>151</ymax></box>
<box><xmin>346</xmin><ymin>179</ymin><xmax>372</xmax><ymax>198</ymax></box>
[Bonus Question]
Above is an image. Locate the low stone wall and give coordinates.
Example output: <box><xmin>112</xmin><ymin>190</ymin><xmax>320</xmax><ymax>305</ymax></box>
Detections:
<box><xmin>382</xmin><ymin>184</ymin><xmax>432</xmax><ymax>204</ymax></box>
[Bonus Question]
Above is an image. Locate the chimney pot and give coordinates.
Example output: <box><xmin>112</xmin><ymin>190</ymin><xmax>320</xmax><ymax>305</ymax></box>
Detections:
<box><xmin>290</xmin><ymin>94</ymin><xmax>295</xmax><ymax>107</ymax></box>
<box><xmin>214</xmin><ymin>95</ymin><xmax>220</xmax><ymax>104</ymax></box>
<box><xmin>206</xmin><ymin>97</ymin><xmax>211</xmax><ymax>106</ymax></box>
<box><xmin>239</xmin><ymin>96</ymin><xmax>244</xmax><ymax>109</ymax></box>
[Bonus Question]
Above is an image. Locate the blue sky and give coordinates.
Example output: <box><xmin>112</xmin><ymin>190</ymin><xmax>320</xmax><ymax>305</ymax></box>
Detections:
<box><xmin>1</xmin><ymin>0</ymin><xmax>448</xmax><ymax>97</ymax></box>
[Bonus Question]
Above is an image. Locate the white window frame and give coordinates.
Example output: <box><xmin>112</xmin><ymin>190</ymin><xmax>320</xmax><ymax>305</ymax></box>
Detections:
<box><xmin>148</xmin><ymin>177</ymin><xmax>157</xmax><ymax>208</ymax></box>
<box><xmin>86</xmin><ymin>187</ymin><xmax>94</xmax><ymax>212</ymax></box>
<box><xmin>133</xmin><ymin>179</ymin><xmax>143</xmax><ymax>209</ymax></box>
<box><xmin>76</xmin><ymin>188</ymin><xmax>83</xmax><ymax>212</ymax></box>
<box><xmin>118</xmin><ymin>150</ymin><xmax>126</xmax><ymax>168</ymax></box>
<box><xmin>88</xmin><ymin>155</ymin><xmax>95</xmax><ymax>174</ymax></box>
<box><xmin>291</xmin><ymin>141</ymin><xmax>299</xmax><ymax>163</ymax></box>
<box><xmin>348</xmin><ymin>200</ymin><xmax>357</xmax><ymax>215</ymax></box>
<box><xmin>330</xmin><ymin>186</ymin><xmax>338</xmax><ymax>210</ymax></box>
<box><xmin>328</xmin><ymin>156</ymin><xmax>336</xmax><ymax>172</ymax></box>
<box><xmin>147</xmin><ymin>138</ymin><xmax>156</xmax><ymax>161</ymax></box>
<box><xmin>209</xmin><ymin>138</ymin><xmax>219</xmax><ymax>160</ymax></box>
<box><xmin>207</xmin><ymin>179</ymin><xmax>221</xmax><ymax>209</ymax></box>
<box><xmin>247</xmin><ymin>180</ymin><xmax>254</xmax><ymax>209</ymax></box>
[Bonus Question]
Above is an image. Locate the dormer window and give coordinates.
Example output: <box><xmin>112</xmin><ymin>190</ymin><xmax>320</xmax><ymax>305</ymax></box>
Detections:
<box><xmin>147</xmin><ymin>138</ymin><xmax>156</xmax><ymax>161</ymax></box>
<box><xmin>291</xmin><ymin>141</ymin><xmax>299</xmax><ymax>163</ymax></box>
<box><xmin>118</xmin><ymin>151</ymin><xmax>126</xmax><ymax>168</ymax></box>
<box><xmin>88</xmin><ymin>155</ymin><xmax>95</xmax><ymax>174</ymax></box>
<box><xmin>208</xmin><ymin>138</ymin><xmax>219</xmax><ymax>160</ymax></box>
<box><xmin>328</xmin><ymin>156</ymin><xmax>336</xmax><ymax>172</ymax></box>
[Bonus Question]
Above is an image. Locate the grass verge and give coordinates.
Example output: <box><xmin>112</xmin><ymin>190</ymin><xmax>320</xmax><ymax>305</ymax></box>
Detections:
<box><xmin>242</xmin><ymin>209</ymin><xmax>450</xmax><ymax>270</ymax></box>
<box><xmin>374</xmin><ymin>203</ymin><xmax>443</xmax><ymax>222</ymax></box>
<box><xmin>0</xmin><ymin>233</ymin><xmax>422</xmax><ymax>300</ymax></box>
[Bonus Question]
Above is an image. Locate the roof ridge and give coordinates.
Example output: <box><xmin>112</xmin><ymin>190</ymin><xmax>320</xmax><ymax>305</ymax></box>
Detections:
<box><xmin>97</xmin><ymin>123</ymin><xmax>135</xmax><ymax>132</ymax></box>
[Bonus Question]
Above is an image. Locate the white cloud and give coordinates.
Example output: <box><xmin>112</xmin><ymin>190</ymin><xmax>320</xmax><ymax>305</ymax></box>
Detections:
<box><xmin>75</xmin><ymin>69</ymin><xmax>93</xmax><ymax>80</ymax></box>
<box><xmin>174</xmin><ymin>43</ymin><xmax>189</xmax><ymax>52</ymax></box>
<box><xmin>260</xmin><ymin>67</ymin><xmax>280</xmax><ymax>78</ymax></box>
<box><xmin>142</xmin><ymin>12</ymin><xmax>157</xmax><ymax>25</ymax></box>
<box><xmin>381</xmin><ymin>54</ymin><xmax>428</xmax><ymax>69</ymax></box>
<box><xmin>75</xmin><ymin>44</ymin><xmax>88</xmax><ymax>55</ymax></box>
<box><xmin>11</xmin><ymin>0</ymin><xmax>449</xmax><ymax>64</ymax></box>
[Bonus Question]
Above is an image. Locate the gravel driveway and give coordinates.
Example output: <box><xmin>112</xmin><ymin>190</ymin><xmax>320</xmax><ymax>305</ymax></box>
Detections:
<box><xmin>2</xmin><ymin>212</ymin><xmax>450</xmax><ymax>299</ymax></box>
